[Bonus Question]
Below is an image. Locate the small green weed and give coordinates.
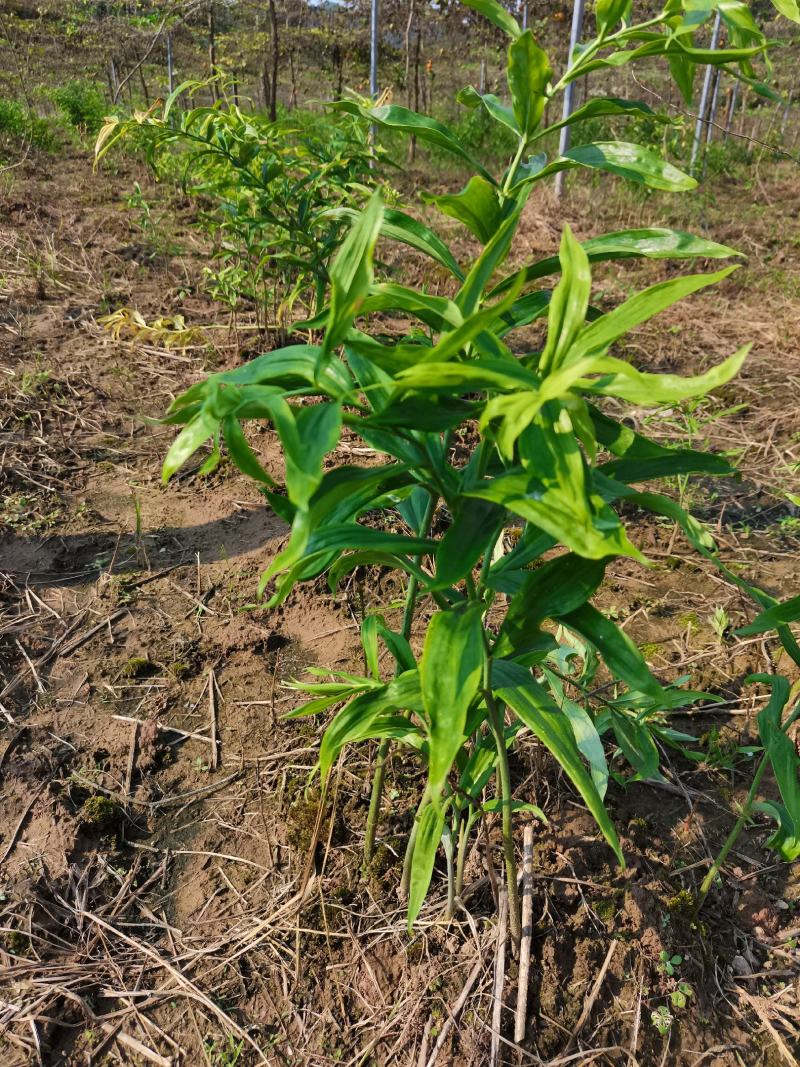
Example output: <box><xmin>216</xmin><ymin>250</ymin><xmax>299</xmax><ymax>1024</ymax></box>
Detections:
<box><xmin>651</xmin><ymin>1005</ymin><xmax>674</xmax><ymax>1036</ymax></box>
<box><xmin>659</xmin><ymin>951</ymin><xmax>683</xmax><ymax>977</ymax></box>
<box><xmin>203</xmin><ymin>1035</ymin><xmax>244</xmax><ymax>1066</ymax></box>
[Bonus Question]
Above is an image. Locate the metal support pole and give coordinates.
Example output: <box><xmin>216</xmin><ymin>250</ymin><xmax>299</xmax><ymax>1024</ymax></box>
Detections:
<box><xmin>166</xmin><ymin>32</ymin><xmax>174</xmax><ymax>95</ymax></box>
<box><xmin>690</xmin><ymin>11</ymin><xmax>721</xmax><ymax>175</ymax></box>
<box><xmin>705</xmin><ymin>67</ymin><xmax>721</xmax><ymax>147</ymax></box>
<box><xmin>555</xmin><ymin>0</ymin><xmax>586</xmax><ymax>200</ymax></box>
<box><xmin>723</xmin><ymin>78</ymin><xmax>739</xmax><ymax>141</ymax></box>
<box><xmin>370</xmin><ymin>0</ymin><xmax>379</xmax><ymax>100</ymax></box>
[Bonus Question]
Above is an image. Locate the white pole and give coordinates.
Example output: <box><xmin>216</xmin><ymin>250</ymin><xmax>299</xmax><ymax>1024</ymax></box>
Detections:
<box><xmin>723</xmin><ymin>78</ymin><xmax>739</xmax><ymax>141</ymax></box>
<box><xmin>166</xmin><ymin>32</ymin><xmax>174</xmax><ymax>95</ymax></box>
<box><xmin>690</xmin><ymin>11</ymin><xmax>721</xmax><ymax>175</ymax></box>
<box><xmin>705</xmin><ymin>67</ymin><xmax>722</xmax><ymax>147</ymax></box>
<box><xmin>555</xmin><ymin>0</ymin><xmax>586</xmax><ymax>200</ymax></box>
<box><xmin>370</xmin><ymin>0</ymin><xmax>379</xmax><ymax>100</ymax></box>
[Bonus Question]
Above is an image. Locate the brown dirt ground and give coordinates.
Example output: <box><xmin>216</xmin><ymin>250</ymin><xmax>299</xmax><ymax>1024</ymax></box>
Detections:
<box><xmin>1</xmin><ymin>146</ymin><xmax>799</xmax><ymax>1067</ymax></box>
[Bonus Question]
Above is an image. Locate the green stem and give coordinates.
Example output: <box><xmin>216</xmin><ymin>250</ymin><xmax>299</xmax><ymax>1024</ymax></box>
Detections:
<box><xmin>454</xmin><ymin>814</ymin><xmax>470</xmax><ymax>900</ymax></box>
<box><xmin>486</xmin><ymin>690</ymin><xmax>521</xmax><ymax>947</ymax></box>
<box><xmin>696</xmin><ymin>753</ymin><xmax>769</xmax><ymax>909</ymax></box>
<box><xmin>501</xmin><ymin>136</ymin><xmax>528</xmax><ymax>197</ymax></box>
<box><xmin>443</xmin><ymin>826</ymin><xmax>456</xmax><ymax>919</ymax></box>
<box><xmin>363</xmin><ymin>490</ymin><xmax>438</xmax><ymax>869</ymax></box>
<box><xmin>399</xmin><ymin>803</ymin><xmax>421</xmax><ymax>899</ymax></box>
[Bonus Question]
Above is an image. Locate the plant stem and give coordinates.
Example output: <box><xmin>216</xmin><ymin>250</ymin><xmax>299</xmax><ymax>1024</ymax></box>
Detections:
<box><xmin>443</xmin><ymin>826</ymin><xmax>456</xmax><ymax>919</ymax></box>
<box><xmin>399</xmin><ymin>801</ymin><xmax>422</xmax><ymax>899</ymax></box>
<box><xmin>696</xmin><ymin>752</ymin><xmax>768</xmax><ymax>908</ymax></box>
<box><xmin>454</xmin><ymin>815</ymin><xmax>470</xmax><ymax>900</ymax></box>
<box><xmin>486</xmin><ymin>691</ymin><xmax>521</xmax><ymax>947</ymax></box>
<box><xmin>363</xmin><ymin>491</ymin><xmax>438</xmax><ymax>868</ymax></box>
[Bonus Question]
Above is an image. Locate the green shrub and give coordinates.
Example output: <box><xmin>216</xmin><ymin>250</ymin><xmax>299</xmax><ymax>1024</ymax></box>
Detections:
<box><xmin>98</xmin><ymin>91</ymin><xmax>390</xmax><ymax>323</ymax></box>
<box><xmin>0</xmin><ymin>97</ymin><xmax>54</xmax><ymax>153</ymax></box>
<box><xmin>50</xmin><ymin>80</ymin><xmax>107</xmax><ymax>135</ymax></box>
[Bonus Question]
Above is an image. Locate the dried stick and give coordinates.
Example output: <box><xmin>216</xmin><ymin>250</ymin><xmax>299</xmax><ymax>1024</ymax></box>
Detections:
<box><xmin>491</xmin><ymin>888</ymin><xmax>508</xmax><ymax>1066</ymax></box>
<box><xmin>208</xmin><ymin>668</ymin><xmax>219</xmax><ymax>770</ymax></box>
<box><xmin>425</xmin><ymin>938</ymin><xmax>491</xmax><ymax>1067</ymax></box>
<box><xmin>565</xmin><ymin>939</ymin><xmax>619</xmax><ymax>1052</ymax></box>
<box><xmin>514</xmin><ymin>823</ymin><xmax>535</xmax><ymax>1044</ymax></box>
<box><xmin>99</xmin><ymin>1022</ymin><xmax>172</xmax><ymax>1067</ymax></box>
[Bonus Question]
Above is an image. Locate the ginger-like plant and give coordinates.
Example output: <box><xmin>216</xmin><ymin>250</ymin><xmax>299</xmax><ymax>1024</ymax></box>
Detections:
<box><xmin>137</xmin><ymin>0</ymin><xmax>800</xmax><ymax>939</ymax></box>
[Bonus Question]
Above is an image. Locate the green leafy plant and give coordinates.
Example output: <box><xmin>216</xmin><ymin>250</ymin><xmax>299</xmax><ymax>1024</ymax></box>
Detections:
<box><xmin>96</xmin><ymin>86</ymin><xmax>394</xmax><ymax>328</ymax></box>
<box><xmin>670</xmin><ymin>980</ymin><xmax>693</xmax><ymax>1008</ymax></box>
<box><xmin>709</xmin><ymin>605</ymin><xmax>730</xmax><ymax>639</ymax></box>
<box><xmin>651</xmin><ymin>1004</ymin><xmax>674</xmax><ymax>1036</ymax></box>
<box><xmin>134</xmin><ymin>0</ymin><xmax>799</xmax><ymax>942</ymax></box>
<box><xmin>659</xmin><ymin>950</ymin><xmax>683</xmax><ymax>976</ymax></box>
<box><xmin>0</xmin><ymin>97</ymin><xmax>54</xmax><ymax>153</ymax></box>
<box><xmin>50</xmin><ymin>80</ymin><xmax>108</xmax><ymax>136</ymax></box>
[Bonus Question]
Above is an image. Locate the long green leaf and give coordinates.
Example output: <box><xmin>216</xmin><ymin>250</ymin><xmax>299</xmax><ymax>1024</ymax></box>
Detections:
<box><xmin>421</xmin><ymin>605</ymin><xmax>485</xmax><ymax>800</ymax></box>
<box><xmin>507</xmin><ymin>30</ymin><xmax>552</xmax><ymax>137</ymax></box>
<box><xmin>366</xmin><ymin>104</ymin><xmax>495</xmax><ymax>182</ymax></box>
<box><xmin>737</xmin><ymin>594</ymin><xmax>800</xmax><ymax>636</ymax></box>
<box><xmin>568</xmin><ymin>266</ymin><xmax>737</xmax><ymax>364</ymax></box>
<box><xmin>610</xmin><ymin>711</ymin><xmax>660</xmax><ymax>780</ymax></box>
<box><xmin>407</xmin><ymin>803</ymin><xmax>447</xmax><ymax>929</ymax></box>
<box><xmin>162</xmin><ymin>408</ymin><xmax>221</xmax><ymax>482</ymax></box>
<box><xmin>460</xmin><ymin>0</ymin><xmax>521</xmax><ymax>37</ymax></box>
<box><xmin>496</xmin><ymin>555</ymin><xmax>606</xmax><ymax>658</ymax></box>
<box><xmin>753</xmin><ymin>675</ymin><xmax>800</xmax><ymax>861</ymax></box>
<box><xmin>493</xmin><ymin>659</ymin><xmax>623</xmax><ymax>863</ymax></box>
<box><xmin>537</xmin><ymin>97</ymin><xmax>663</xmax><ymax>138</ymax></box>
<box><xmin>422</xmin><ymin>176</ymin><xmax>503</xmax><ymax>244</ymax></box>
<box><xmin>324</xmin><ymin>192</ymin><xmax>384</xmax><ymax>357</ymax></box>
<box><xmin>435</xmin><ymin>500</ymin><xmax>504</xmax><ymax>589</ymax></box>
<box><xmin>581</xmin><ymin>346</ymin><xmax>749</xmax><ymax>405</ymax></box>
<box><xmin>556</xmin><ymin>602</ymin><xmax>663</xmax><ymax>699</ymax></box>
<box><xmin>539</xmin><ymin>224</ymin><xmax>591</xmax><ymax>375</ymax></box>
<box><xmin>491</xmin><ymin>228</ymin><xmax>740</xmax><ymax>298</ymax></box>
<box><xmin>545</xmin><ymin>141</ymin><xmax>697</xmax><ymax>192</ymax></box>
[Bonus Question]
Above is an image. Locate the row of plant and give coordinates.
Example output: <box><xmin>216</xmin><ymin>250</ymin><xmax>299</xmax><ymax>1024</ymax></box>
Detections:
<box><xmin>0</xmin><ymin>80</ymin><xmax>109</xmax><ymax>158</ymax></box>
<box><xmin>97</xmin><ymin>0</ymin><xmax>800</xmax><ymax>942</ymax></box>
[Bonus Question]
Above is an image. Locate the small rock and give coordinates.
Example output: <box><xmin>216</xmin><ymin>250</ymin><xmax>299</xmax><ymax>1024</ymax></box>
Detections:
<box><xmin>732</xmin><ymin>954</ymin><xmax>752</xmax><ymax>976</ymax></box>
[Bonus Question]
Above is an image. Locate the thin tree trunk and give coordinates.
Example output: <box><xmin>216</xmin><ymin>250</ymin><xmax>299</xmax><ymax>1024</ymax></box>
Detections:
<box><xmin>781</xmin><ymin>89</ymin><xmax>793</xmax><ymax>141</ymax></box>
<box><xmin>131</xmin><ymin>45</ymin><xmax>150</xmax><ymax>105</ymax></box>
<box><xmin>288</xmin><ymin>48</ymin><xmax>297</xmax><ymax>108</ymax></box>
<box><xmin>261</xmin><ymin>59</ymin><xmax>272</xmax><ymax>113</ymax></box>
<box><xmin>109</xmin><ymin>57</ymin><xmax>119</xmax><ymax>103</ymax></box>
<box><xmin>268</xmin><ymin>0</ymin><xmax>279</xmax><ymax>121</ymax></box>
<box><xmin>406</xmin><ymin>0</ymin><xmax>418</xmax><ymax>162</ymax></box>
<box><xmin>404</xmin><ymin>0</ymin><xmax>415</xmax><ymax>99</ymax></box>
